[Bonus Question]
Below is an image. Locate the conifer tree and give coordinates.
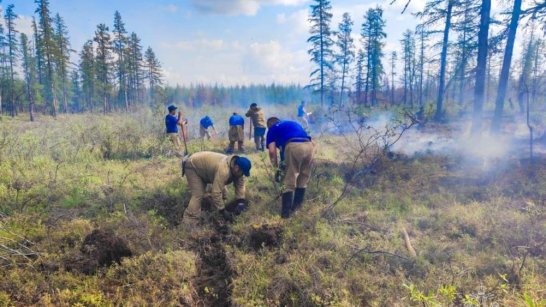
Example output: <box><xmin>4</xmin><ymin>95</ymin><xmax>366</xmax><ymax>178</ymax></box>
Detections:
<box><xmin>35</xmin><ymin>0</ymin><xmax>58</xmax><ymax>117</ymax></box>
<box><xmin>79</xmin><ymin>40</ymin><xmax>95</xmax><ymax>111</ymax></box>
<box><xmin>334</xmin><ymin>12</ymin><xmax>354</xmax><ymax>109</ymax></box>
<box><xmin>5</xmin><ymin>4</ymin><xmax>18</xmax><ymax>117</ymax></box>
<box><xmin>144</xmin><ymin>47</ymin><xmax>163</xmax><ymax>104</ymax></box>
<box><xmin>113</xmin><ymin>11</ymin><xmax>129</xmax><ymax>110</ymax></box>
<box><xmin>21</xmin><ymin>33</ymin><xmax>40</xmax><ymax>121</ymax></box>
<box><xmin>54</xmin><ymin>13</ymin><xmax>71</xmax><ymax>113</ymax></box>
<box><xmin>361</xmin><ymin>7</ymin><xmax>386</xmax><ymax>106</ymax></box>
<box><xmin>94</xmin><ymin>23</ymin><xmax>112</xmax><ymax>113</ymax></box>
<box><xmin>308</xmin><ymin>0</ymin><xmax>334</xmax><ymax>106</ymax></box>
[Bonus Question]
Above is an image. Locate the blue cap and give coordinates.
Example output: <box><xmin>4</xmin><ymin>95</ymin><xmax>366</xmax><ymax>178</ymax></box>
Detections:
<box><xmin>168</xmin><ymin>105</ymin><xmax>177</xmax><ymax>112</ymax></box>
<box><xmin>236</xmin><ymin>157</ymin><xmax>251</xmax><ymax>177</ymax></box>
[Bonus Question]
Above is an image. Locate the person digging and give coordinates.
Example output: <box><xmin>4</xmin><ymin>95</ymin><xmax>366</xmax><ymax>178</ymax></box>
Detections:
<box><xmin>165</xmin><ymin>105</ymin><xmax>184</xmax><ymax>156</ymax></box>
<box><xmin>226</xmin><ymin>112</ymin><xmax>245</xmax><ymax>154</ymax></box>
<box><xmin>199</xmin><ymin>115</ymin><xmax>217</xmax><ymax>141</ymax></box>
<box><xmin>245</xmin><ymin>103</ymin><xmax>267</xmax><ymax>151</ymax></box>
<box><xmin>181</xmin><ymin>151</ymin><xmax>251</xmax><ymax>228</ymax></box>
<box><xmin>266</xmin><ymin>117</ymin><xmax>315</xmax><ymax>219</ymax></box>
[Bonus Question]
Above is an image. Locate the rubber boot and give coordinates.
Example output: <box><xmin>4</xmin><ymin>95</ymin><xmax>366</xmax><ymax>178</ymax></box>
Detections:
<box><xmin>281</xmin><ymin>192</ymin><xmax>293</xmax><ymax>219</ymax></box>
<box><xmin>292</xmin><ymin>188</ymin><xmax>306</xmax><ymax>212</ymax></box>
<box><xmin>225</xmin><ymin>142</ymin><xmax>235</xmax><ymax>154</ymax></box>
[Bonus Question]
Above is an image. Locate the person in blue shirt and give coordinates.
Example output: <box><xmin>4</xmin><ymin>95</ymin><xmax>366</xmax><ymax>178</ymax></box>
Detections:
<box><xmin>266</xmin><ymin>117</ymin><xmax>315</xmax><ymax>218</ymax></box>
<box><xmin>199</xmin><ymin>115</ymin><xmax>217</xmax><ymax>140</ymax></box>
<box><xmin>165</xmin><ymin>105</ymin><xmax>182</xmax><ymax>155</ymax></box>
<box><xmin>226</xmin><ymin>112</ymin><xmax>245</xmax><ymax>153</ymax></box>
<box><xmin>297</xmin><ymin>100</ymin><xmax>311</xmax><ymax>130</ymax></box>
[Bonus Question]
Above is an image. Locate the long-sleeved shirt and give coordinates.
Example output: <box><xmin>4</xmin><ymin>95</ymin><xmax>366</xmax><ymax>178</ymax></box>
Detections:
<box><xmin>245</xmin><ymin>107</ymin><xmax>266</xmax><ymax>128</ymax></box>
<box><xmin>186</xmin><ymin>151</ymin><xmax>245</xmax><ymax>207</ymax></box>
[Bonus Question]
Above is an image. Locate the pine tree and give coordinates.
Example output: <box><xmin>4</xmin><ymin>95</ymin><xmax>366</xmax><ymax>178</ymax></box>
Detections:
<box><xmin>127</xmin><ymin>32</ymin><xmax>144</xmax><ymax>105</ymax></box>
<box><xmin>418</xmin><ymin>0</ymin><xmax>455</xmax><ymax>120</ymax></box>
<box><xmin>452</xmin><ymin>0</ymin><xmax>478</xmax><ymax>107</ymax></box>
<box><xmin>4</xmin><ymin>4</ymin><xmax>18</xmax><ymax>117</ymax></box>
<box><xmin>334</xmin><ymin>12</ymin><xmax>354</xmax><ymax>109</ymax></box>
<box><xmin>361</xmin><ymin>7</ymin><xmax>386</xmax><ymax>107</ymax></box>
<box><xmin>54</xmin><ymin>13</ymin><xmax>71</xmax><ymax>113</ymax></box>
<box><xmin>21</xmin><ymin>33</ymin><xmax>40</xmax><ymax>121</ymax></box>
<box><xmin>144</xmin><ymin>47</ymin><xmax>163</xmax><ymax>105</ymax></box>
<box><xmin>390</xmin><ymin>51</ymin><xmax>397</xmax><ymax>105</ymax></box>
<box><xmin>416</xmin><ymin>25</ymin><xmax>429</xmax><ymax>110</ymax></box>
<box><xmin>79</xmin><ymin>40</ymin><xmax>95</xmax><ymax>111</ymax></box>
<box><xmin>471</xmin><ymin>0</ymin><xmax>491</xmax><ymax>134</ymax></box>
<box><xmin>70</xmin><ymin>70</ymin><xmax>81</xmax><ymax>112</ymax></box>
<box><xmin>307</xmin><ymin>0</ymin><xmax>334</xmax><ymax>106</ymax></box>
<box><xmin>354</xmin><ymin>49</ymin><xmax>365</xmax><ymax>105</ymax></box>
<box><xmin>31</xmin><ymin>17</ymin><xmax>43</xmax><ymax>87</ymax></box>
<box><xmin>530</xmin><ymin>38</ymin><xmax>543</xmax><ymax>105</ymax></box>
<box><xmin>0</xmin><ymin>4</ymin><xmax>6</xmax><ymax>116</ymax></box>
<box><xmin>94</xmin><ymin>23</ymin><xmax>112</xmax><ymax>114</ymax></box>
<box><xmin>113</xmin><ymin>11</ymin><xmax>129</xmax><ymax>110</ymax></box>
<box><xmin>516</xmin><ymin>32</ymin><xmax>536</xmax><ymax>115</ymax></box>
<box><xmin>401</xmin><ymin>30</ymin><xmax>415</xmax><ymax>107</ymax></box>
<box><xmin>491</xmin><ymin>0</ymin><xmax>522</xmax><ymax>132</ymax></box>
<box><xmin>35</xmin><ymin>0</ymin><xmax>59</xmax><ymax>117</ymax></box>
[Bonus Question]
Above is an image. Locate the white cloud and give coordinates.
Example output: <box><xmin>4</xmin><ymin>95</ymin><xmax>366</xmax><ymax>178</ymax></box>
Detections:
<box><xmin>243</xmin><ymin>40</ymin><xmax>310</xmax><ymax>83</ymax></box>
<box><xmin>159</xmin><ymin>37</ymin><xmax>310</xmax><ymax>85</ymax></box>
<box><xmin>189</xmin><ymin>0</ymin><xmax>309</xmax><ymax>16</ymax></box>
<box><xmin>277</xmin><ymin>9</ymin><xmax>310</xmax><ymax>35</ymax></box>
<box><xmin>16</xmin><ymin>15</ymin><xmax>34</xmax><ymax>37</ymax></box>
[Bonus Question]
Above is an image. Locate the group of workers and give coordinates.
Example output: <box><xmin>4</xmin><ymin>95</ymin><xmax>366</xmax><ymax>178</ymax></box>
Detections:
<box><xmin>165</xmin><ymin>101</ymin><xmax>315</xmax><ymax>228</ymax></box>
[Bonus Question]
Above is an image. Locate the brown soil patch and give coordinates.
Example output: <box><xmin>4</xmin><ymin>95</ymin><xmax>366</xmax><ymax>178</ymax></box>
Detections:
<box><xmin>64</xmin><ymin>229</ymin><xmax>132</xmax><ymax>274</ymax></box>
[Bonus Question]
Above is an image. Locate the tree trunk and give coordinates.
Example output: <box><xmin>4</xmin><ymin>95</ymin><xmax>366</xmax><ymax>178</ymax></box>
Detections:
<box><xmin>124</xmin><ymin>82</ymin><xmax>129</xmax><ymax>111</ymax></box>
<box><xmin>434</xmin><ymin>0</ymin><xmax>453</xmax><ymax>121</ymax></box>
<box><xmin>491</xmin><ymin>0</ymin><xmax>522</xmax><ymax>132</ymax></box>
<box><xmin>29</xmin><ymin>96</ymin><xmax>35</xmax><ymax>122</ymax></box>
<box><xmin>391</xmin><ymin>59</ymin><xmax>395</xmax><ymax>105</ymax></box>
<box><xmin>419</xmin><ymin>30</ymin><xmax>424</xmax><ymax>108</ymax></box>
<box><xmin>103</xmin><ymin>95</ymin><xmax>107</xmax><ymax>115</ymax></box>
<box><xmin>531</xmin><ymin>40</ymin><xmax>541</xmax><ymax>105</ymax></box>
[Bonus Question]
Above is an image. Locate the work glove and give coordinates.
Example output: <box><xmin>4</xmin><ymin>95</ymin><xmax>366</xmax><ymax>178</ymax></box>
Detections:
<box><xmin>234</xmin><ymin>199</ymin><xmax>248</xmax><ymax>215</ymax></box>
<box><xmin>220</xmin><ymin>209</ymin><xmax>234</xmax><ymax>223</ymax></box>
<box><xmin>275</xmin><ymin>169</ymin><xmax>282</xmax><ymax>183</ymax></box>
<box><xmin>275</xmin><ymin>162</ymin><xmax>286</xmax><ymax>183</ymax></box>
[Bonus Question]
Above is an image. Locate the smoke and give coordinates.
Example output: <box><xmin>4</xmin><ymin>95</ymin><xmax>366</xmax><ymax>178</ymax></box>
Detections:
<box><xmin>387</xmin><ymin>118</ymin><xmax>540</xmax><ymax>172</ymax></box>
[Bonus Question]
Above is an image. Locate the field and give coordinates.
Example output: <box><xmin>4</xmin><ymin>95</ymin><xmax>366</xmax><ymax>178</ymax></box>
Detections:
<box><xmin>0</xmin><ymin>108</ymin><xmax>545</xmax><ymax>306</ymax></box>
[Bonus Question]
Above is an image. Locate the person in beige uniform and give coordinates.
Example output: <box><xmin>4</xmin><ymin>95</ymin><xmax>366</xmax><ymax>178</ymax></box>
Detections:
<box><xmin>181</xmin><ymin>151</ymin><xmax>251</xmax><ymax>225</ymax></box>
<box><xmin>245</xmin><ymin>103</ymin><xmax>267</xmax><ymax>151</ymax></box>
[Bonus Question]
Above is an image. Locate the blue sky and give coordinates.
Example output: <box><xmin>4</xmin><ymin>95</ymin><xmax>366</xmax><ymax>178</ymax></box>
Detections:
<box><xmin>12</xmin><ymin>0</ymin><xmax>431</xmax><ymax>86</ymax></box>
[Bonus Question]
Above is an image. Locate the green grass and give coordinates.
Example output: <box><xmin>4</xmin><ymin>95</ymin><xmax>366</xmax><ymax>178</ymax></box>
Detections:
<box><xmin>0</xmin><ymin>110</ymin><xmax>545</xmax><ymax>306</ymax></box>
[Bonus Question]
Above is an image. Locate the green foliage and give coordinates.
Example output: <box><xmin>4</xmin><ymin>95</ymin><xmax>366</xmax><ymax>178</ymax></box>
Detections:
<box><xmin>1</xmin><ymin>110</ymin><xmax>546</xmax><ymax>305</ymax></box>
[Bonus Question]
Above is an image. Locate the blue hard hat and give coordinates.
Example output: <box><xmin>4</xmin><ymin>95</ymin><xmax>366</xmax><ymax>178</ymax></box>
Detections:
<box><xmin>168</xmin><ymin>105</ymin><xmax>177</xmax><ymax>112</ymax></box>
<box><xmin>236</xmin><ymin>157</ymin><xmax>251</xmax><ymax>177</ymax></box>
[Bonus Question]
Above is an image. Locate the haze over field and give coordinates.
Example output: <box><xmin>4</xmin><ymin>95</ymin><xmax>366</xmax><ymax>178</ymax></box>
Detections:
<box><xmin>1</xmin><ymin>0</ymin><xmax>546</xmax><ymax>305</ymax></box>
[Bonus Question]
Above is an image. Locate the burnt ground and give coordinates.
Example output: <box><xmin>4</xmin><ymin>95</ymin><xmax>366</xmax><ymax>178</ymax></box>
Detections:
<box><xmin>190</xmin><ymin>198</ymin><xmax>234</xmax><ymax>307</ymax></box>
<box><xmin>64</xmin><ymin>229</ymin><xmax>132</xmax><ymax>275</ymax></box>
<box><xmin>188</xmin><ymin>197</ymin><xmax>285</xmax><ymax>306</ymax></box>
